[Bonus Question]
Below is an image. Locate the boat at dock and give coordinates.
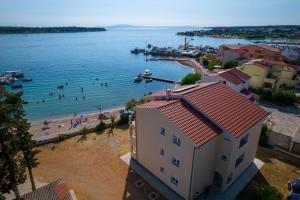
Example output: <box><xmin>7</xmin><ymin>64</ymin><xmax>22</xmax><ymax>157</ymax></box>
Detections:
<box><xmin>4</xmin><ymin>70</ymin><xmax>24</xmax><ymax>78</ymax></box>
<box><xmin>142</xmin><ymin>69</ymin><xmax>152</xmax><ymax>76</ymax></box>
<box><xmin>0</xmin><ymin>75</ymin><xmax>16</xmax><ymax>85</ymax></box>
<box><xmin>11</xmin><ymin>84</ymin><xmax>23</xmax><ymax>89</ymax></box>
<box><xmin>57</xmin><ymin>84</ymin><xmax>64</xmax><ymax>89</ymax></box>
<box><xmin>145</xmin><ymin>78</ymin><xmax>153</xmax><ymax>83</ymax></box>
<box><xmin>22</xmin><ymin>77</ymin><xmax>33</xmax><ymax>82</ymax></box>
<box><xmin>131</xmin><ymin>48</ymin><xmax>146</xmax><ymax>54</ymax></box>
<box><xmin>134</xmin><ymin>74</ymin><xmax>143</xmax><ymax>83</ymax></box>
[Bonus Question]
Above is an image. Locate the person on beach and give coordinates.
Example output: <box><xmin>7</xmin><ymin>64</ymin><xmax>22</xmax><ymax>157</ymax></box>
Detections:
<box><xmin>74</xmin><ymin>112</ymin><xmax>77</xmax><ymax>117</ymax></box>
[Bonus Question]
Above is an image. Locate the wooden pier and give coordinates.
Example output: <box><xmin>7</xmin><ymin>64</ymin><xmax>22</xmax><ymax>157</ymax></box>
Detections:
<box><xmin>141</xmin><ymin>75</ymin><xmax>178</xmax><ymax>84</ymax></box>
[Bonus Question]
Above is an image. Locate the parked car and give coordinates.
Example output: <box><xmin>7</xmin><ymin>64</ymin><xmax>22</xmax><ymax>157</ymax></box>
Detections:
<box><xmin>288</xmin><ymin>178</ymin><xmax>300</xmax><ymax>200</ymax></box>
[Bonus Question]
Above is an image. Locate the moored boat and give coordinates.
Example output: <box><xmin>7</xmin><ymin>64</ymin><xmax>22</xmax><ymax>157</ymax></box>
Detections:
<box><xmin>4</xmin><ymin>70</ymin><xmax>24</xmax><ymax>78</ymax></box>
<box><xmin>57</xmin><ymin>84</ymin><xmax>64</xmax><ymax>89</ymax></box>
<box><xmin>11</xmin><ymin>84</ymin><xmax>23</xmax><ymax>89</ymax></box>
<box><xmin>134</xmin><ymin>74</ymin><xmax>143</xmax><ymax>83</ymax></box>
<box><xmin>145</xmin><ymin>78</ymin><xmax>153</xmax><ymax>83</ymax></box>
<box><xmin>22</xmin><ymin>77</ymin><xmax>33</xmax><ymax>82</ymax></box>
<box><xmin>142</xmin><ymin>69</ymin><xmax>152</xmax><ymax>76</ymax></box>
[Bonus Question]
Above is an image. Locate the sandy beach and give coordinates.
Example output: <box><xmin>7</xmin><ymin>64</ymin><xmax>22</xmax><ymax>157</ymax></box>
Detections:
<box><xmin>30</xmin><ymin>106</ymin><xmax>124</xmax><ymax>144</ymax></box>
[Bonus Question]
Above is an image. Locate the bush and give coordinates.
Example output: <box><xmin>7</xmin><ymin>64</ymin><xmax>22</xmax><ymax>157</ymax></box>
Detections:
<box><xmin>125</xmin><ymin>98</ymin><xmax>138</xmax><ymax>110</ymax></box>
<box><xmin>223</xmin><ymin>61</ymin><xmax>238</xmax><ymax>69</ymax></box>
<box><xmin>180</xmin><ymin>72</ymin><xmax>201</xmax><ymax>85</ymax></box>
<box><xmin>202</xmin><ymin>58</ymin><xmax>209</xmax><ymax>67</ymax></box>
<box><xmin>96</xmin><ymin>121</ymin><xmax>106</xmax><ymax>132</ymax></box>
<box><xmin>116</xmin><ymin>113</ymin><xmax>129</xmax><ymax>126</ymax></box>
<box><xmin>271</xmin><ymin>89</ymin><xmax>297</xmax><ymax>105</ymax></box>
<box><xmin>259</xmin><ymin>125</ymin><xmax>269</xmax><ymax>146</ymax></box>
<box><xmin>80</xmin><ymin>126</ymin><xmax>89</xmax><ymax>136</ymax></box>
<box><xmin>57</xmin><ymin>134</ymin><xmax>68</xmax><ymax>142</ymax></box>
<box><xmin>249</xmin><ymin>183</ymin><xmax>280</xmax><ymax>200</ymax></box>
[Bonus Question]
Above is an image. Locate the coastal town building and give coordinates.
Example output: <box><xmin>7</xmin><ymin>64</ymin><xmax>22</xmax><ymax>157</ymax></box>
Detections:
<box><xmin>20</xmin><ymin>179</ymin><xmax>77</xmax><ymax>200</ymax></box>
<box><xmin>130</xmin><ymin>82</ymin><xmax>267</xmax><ymax>200</ymax></box>
<box><xmin>282</xmin><ymin>47</ymin><xmax>300</xmax><ymax>61</ymax></box>
<box><xmin>238</xmin><ymin>59</ymin><xmax>300</xmax><ymax>89</ymax></box>
<box><xmin>199</xmin><ymin>68</ymin><xmax>259</xmax><ymax>102</ymax></box>
<box><xmin>217</xmin><ymin>44</ymin><xmax>282</xmax><ymax>64</ymax></box>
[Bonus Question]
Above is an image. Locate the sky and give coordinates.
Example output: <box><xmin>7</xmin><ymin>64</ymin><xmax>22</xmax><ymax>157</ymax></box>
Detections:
<box><xmin>0</xmin><ymin>0</ymin><xmax>299</xmax><ymax>27</ymax></box>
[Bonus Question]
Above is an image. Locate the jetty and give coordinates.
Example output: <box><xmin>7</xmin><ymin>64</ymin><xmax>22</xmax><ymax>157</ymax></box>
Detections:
<box><xmin>141</xmin><ymin>75</ymin><xmax>178</xmax><ymax>84</ymax></box>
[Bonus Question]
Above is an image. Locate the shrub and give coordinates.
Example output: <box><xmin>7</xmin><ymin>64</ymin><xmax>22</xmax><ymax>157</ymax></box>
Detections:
<box><xmin>180</xmin><ymin>72</ymin><xmax>201</xmax><ymax>85</ymax></box>
<box><xmin>80</xmin><ymin>126</ymin><xmax>89</xmax><ymax>136</ymax></box>
<box><xmin>259</xmin><ymin>125</ymin><xmax>269</xmax><ymax>146</ymax></box>
<box><xmin>125</xmin><ymin>98</ymin><xmax>138</xmax><ymax>110</ymax></box>
<box><xmin>202</xmin><ymin>58</ymin><xmax>209</xmax><ymax>67</ymax></box>
<box><xmin>271</xmin><ymin>89</ymin><xmax>297</xmax><ymax>105</ymax></box>
<box><xmin>96</xmin><ymin>121</ymin><xmax>106</xmax><ymax>132</ymax></box>
<box><xmin>57</xmin><ymin>134</ymin><xmax>68</xmax><ymax>142</ymax></box>
<box><xmin>223</xmin><ymin>61</ymin><xmax>238</xmax><ymax>69</ymax></box>
<box><xmin>116</xmin><ymin>113</ymin><xmax>129</xmax><ymax>126</ymax></box>
<box><xmin>249</xmin><ymin>183</ymin><xmax>280</xmax><ymax>200</ymax></box>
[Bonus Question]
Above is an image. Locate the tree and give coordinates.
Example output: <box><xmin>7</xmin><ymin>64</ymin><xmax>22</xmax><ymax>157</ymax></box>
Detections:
<box><xmin>110</xmin><ymin>114</ymin><xmax>116</xmax><ymax>132</ymax></box>
<box><xmin>16</xmin><ymin>119</ymin><xmax>40</xmax><ymax>191</ymax></box>
<box><xmin>202</xmin><ymin>58</ymin><xmax>209</xmax><ymax>67</ymax></box>
<box><xmin>271</xmin><ymin>89</ymin><xmax>297</xmax><ymax>105</ymax></box>
<box><xmin>116</xmin><ymin>113</ymin><xmax>129</xmax><ymax>126</ymax></box>
<box><xmin>259</xmin><ymin>125</ymin><xmax>269</xmax><ymax>146</ymax></box>
<box><xmin>249</xmin><ymin>183</ymin><xmax>280</xmax><ymax>200</ymax></box>
<box><xmin>96</xmin><ymin>121</ymin><xmax>106</xmax><ymax>132</ymax></box>
<box><xmin>223</xmin><ymin>61</ymin><xmax>238</xmax><ymax>69</ymax></box>
<box><xmin>180</xmin><ymin>73</ymin><xmax>201</xmax><ymax>85</ymax></box>
<box><xmin>0</xmin><ymin>87</ymin><xmax>27</xmax><ymax>199</ymax></box>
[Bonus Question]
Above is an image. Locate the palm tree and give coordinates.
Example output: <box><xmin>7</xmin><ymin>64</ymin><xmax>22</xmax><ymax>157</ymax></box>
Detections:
<box><xmin>110</xmin><ymin>114</ymin><xmax>116</xmax><ymax>134</ymax></box>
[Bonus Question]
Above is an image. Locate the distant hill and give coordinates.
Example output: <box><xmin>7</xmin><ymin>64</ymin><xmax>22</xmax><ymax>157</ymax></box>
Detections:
<box><xmin>177</xmin><ymin>25</ymin><xmax>300</xmax><ymax>39</ymax></box>
<box><xmin>106</xmin><ymin>24</ymin><xmax>143</xmax><ymax>28</ymax></box>
<box><xmin>0</xmin><ymin>26</ymin><xmax>106</xmax><ymax>34</ymax></box>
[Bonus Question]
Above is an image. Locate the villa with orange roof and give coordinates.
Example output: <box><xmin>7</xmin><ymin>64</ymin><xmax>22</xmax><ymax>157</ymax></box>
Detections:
<box><xmin>129</xmin><ymin>82</ymin><xmax>267</xmax><ymax>200</ymax></box>
<box><xmin>217</xmin><ymin>44</ymin><xmax>283</xmax><ymax>64</ymax></box>
<box><xmin>239</xmin><ymin>59</ymin><xmax>300</xmax><ymax>89</ymax></box>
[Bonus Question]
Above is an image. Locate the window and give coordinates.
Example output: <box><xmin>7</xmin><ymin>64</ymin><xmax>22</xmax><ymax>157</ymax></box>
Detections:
<box><xmin>171</xmin><ymin>156</ymin><xmax>180</xmax><ymax>167</ymax></box>
<box><xmin>160</xmin><ymin>128</ymin><xmax>165</xmax><ymax>136</ymax></box>
<box><xmin>160</xmin><ymin>148</ymin><xmax>165</xmax><ymax>156</ymax></box>
<box><xmin>235</xmin><ymin>153</ymin><xmax>245</xmax><ymax>168</ymax></box>
<box><xmin>171</xmin><ymin>175</ymin><xmax>179</xmax><ymax>186</ymax></box>
<box><xmin>220</xmin><ymin>155</ymin><xmax>227</xmax><ymax>161</ymax></box>
<box><xmin>239</xmin><ymin>134</ymin><xmax>249</xmax><ymax>148</ymax></box>
<box><xmin>160</xmin><ymin>166</ymin><xmax>164</xmax><ymax>173</ymax></box>
<box><xmin>172</xmin><ymin>135</ymin><xmax>181</xmax><ymax>146</ymax></box>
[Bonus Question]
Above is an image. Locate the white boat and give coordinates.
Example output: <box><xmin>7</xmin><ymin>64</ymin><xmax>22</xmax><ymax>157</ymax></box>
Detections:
<box><xmin>134</xmin><ymin>75</ymin><xmax>143</xmax><ymax>83</ymax></box>
<box><xmin>145</xmin><ymin>78</ymin><xmax>153</xmax><ymax>83</ymax></box>
<box><xmin>4</xmin><ymin>70</ymin><xmax>24</xmax><ymax>78</ymax></box>
<box><xmin>142</xmin><ymin>69</ymin><xmax>152</xmax><ymax>76</ymax></box>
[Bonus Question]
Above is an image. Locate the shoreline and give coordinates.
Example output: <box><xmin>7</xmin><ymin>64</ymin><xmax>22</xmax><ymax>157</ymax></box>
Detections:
<box><xmin>30</xmin><ymin>105</ymin><xmax>125</xmax><ymax>124</ymax></box>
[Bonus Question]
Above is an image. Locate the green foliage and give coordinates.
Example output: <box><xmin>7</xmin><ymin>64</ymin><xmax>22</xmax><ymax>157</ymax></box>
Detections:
<box><xmin>180</xmin><ymin>72</ymin><xmax>201</xmax><ymax>85</ymax></box>
<box><xmin>116</xmin><ymin>113</ymin><xmax>129</xmax><ymax>126</ymax></box>
<box><xmin>248</xmin><ymin>183</ymin><xmax>280</xmax><ymax>200</ymax></box>
<box><xmin>0</xmin><ymin>86</ymin><xmax>27</xmax><ymax>198</ymax></box>
<box><xmin>110</xmin><ymin>114</ymin><xmax>116</xmax><ymax>130</ymax></box>
<box><xmin>271</xmin><ymin>88</ymin><xmax>297</xmax><ymax>105</ymax></box>
<box><xmin>223</xmin><ymin>61</ymin><xmax>238</xmax><ymax>69</ymax></box>
<box><xmin>202</xmin><ymin>58</ymin><xmax>209</xmax><ymax>67</ymax></box>
<box><xmin>207</xmin><ymin>59</ymin><xmax>221</xmax><ymax>71</ymax></box>
<box><xmin>96</xmin><ymin>121</ymin><xmax>106</xmax><ymax>132</ymax></box>
<box><xmin>259</xmin><ymin>125</ymin><xmax>269</xmax><ymax>146</ymax></box>
<box><xmin>125</xmin><ymin>97</ymin><xmax>147</xmax><ymax>110</ymax></box>
<box><xmin>252</xmin><ymin>87</ymin><xmax>297</xmax><ymax>105</ymax></box>
<box><xmin>80</xmin><ymin>126</ymin><xmax>89</xmax><ymax>136</ymax></box>
<box><xmin>57</xmin><ymin>134</ymin><xmax>68</xmax><ymax>142</ymax></box>
<box><xmin>0</xmin><ymin>193</ymin><xmax>5</xmax><ymax>200</ymax></box>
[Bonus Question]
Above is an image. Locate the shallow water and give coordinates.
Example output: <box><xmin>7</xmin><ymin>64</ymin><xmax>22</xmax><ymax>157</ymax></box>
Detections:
<box><xmin>0</xmin><ymin>27</ymin><xmax>253</xmax><ymax>121</ymax></box>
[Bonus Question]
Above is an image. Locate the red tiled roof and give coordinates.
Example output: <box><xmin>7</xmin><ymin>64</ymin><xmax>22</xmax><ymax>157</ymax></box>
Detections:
<box><xmin>223</xmin><ymin>44</ymin><xmax>280</xmax><ymax>53</ymax></box>
<box><xmin>158</xmin><ymin>99</ymin><xmax>222</xmax><ymax>146</ymax></box>
<box><xmin>183</xmin><ymin>82</ymin><xmax>267</xmax><ymax>138</ymax></box>
<box><xmin>218</xmin><ymin>68</ymin><xmax>250</xmax><ymax>85</ymax></box>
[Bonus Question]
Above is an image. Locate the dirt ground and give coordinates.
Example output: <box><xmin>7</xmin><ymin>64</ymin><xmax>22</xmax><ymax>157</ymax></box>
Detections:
<box><xmin>238</xmin><ymin>147</ymin><xmax>300</xmax><ymax>199</ymax></box>
<box><xmin>33</xmin><ymin>126</ymin><xmax>165</xmax><ymax>200</ymax></box>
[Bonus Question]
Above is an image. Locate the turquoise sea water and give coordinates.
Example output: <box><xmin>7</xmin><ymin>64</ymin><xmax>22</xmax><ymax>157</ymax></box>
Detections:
<box><xmin>0</xmin><ymin>28</ymin><xmax>253</xmax><ymax>121</ymax></box>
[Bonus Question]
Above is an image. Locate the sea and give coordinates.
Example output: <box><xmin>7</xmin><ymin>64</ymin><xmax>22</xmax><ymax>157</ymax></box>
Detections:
<box><xmin>0</xmin><ymin>27</ymin><xmax>253</xmax><ymax>121</ymax></box>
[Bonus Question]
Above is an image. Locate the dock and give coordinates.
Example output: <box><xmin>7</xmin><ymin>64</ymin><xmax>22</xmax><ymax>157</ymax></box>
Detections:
<box><xmin>141</xmin><ymin>75</ymin><xmax>178</xmax><ymax>84</ymax></box>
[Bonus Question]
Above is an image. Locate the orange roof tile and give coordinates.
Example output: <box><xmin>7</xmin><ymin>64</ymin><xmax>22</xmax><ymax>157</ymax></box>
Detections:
<box><xmin>218</xmin><ymin>68</ymin><xmax>250</xmax><ymax>85</ymax></box>
<box><xmin>183</xmin><ymin>82</ymin><xmax>267</xmax><ymax>138</ymax></box>
<box><xmin>158</xmin><ymin>99</ymin><xmax>222</xmax><ymax>146</ymax></box>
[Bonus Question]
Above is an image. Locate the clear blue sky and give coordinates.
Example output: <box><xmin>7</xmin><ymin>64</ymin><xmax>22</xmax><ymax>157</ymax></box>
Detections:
<box><xmin>0</xmin><ymin>0</ymin><xmax>299</xmax><ymax>27</ymax></box>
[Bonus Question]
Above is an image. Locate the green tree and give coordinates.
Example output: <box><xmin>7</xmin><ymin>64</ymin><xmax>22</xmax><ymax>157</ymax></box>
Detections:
<box><xmin>259</xmin><ymin>125</ymin><xmax>269</xmax><ymax>146</ymax></box>
<box><xmin>110</xmin><ymin>115</ymin><xmax>116</xmax><ymax>132</ymax></box>
<box><xmin>249</xmin><ymin>183</ymin><xmax>280</xmax><ymax>200</ymax></box>
<box><xmin>223</xmin><ymin>61</ymin><xmax>238</xmax><ymax>69</ymax></box>
<box><xmin>96</xmin><ymin>121</ymin><xmax>106</xmax><ymax>132</ymax></box>
<box><xmin>202</xmin><ymin>58</ymin><xmax>209</xmax><ymax>67</ymax></box>
<box><xmin>116</xmin><ymin>113</ymin><xmax>129</xmax><ymax>126</ymax></box>
<box><xmin>180</xmin><ymin>73</ymin><xmax>201</xmax><ymax>85</ymax></box>
<box><xmin>0</xmin><ymin>87</ymin><xmax>27</xmax><ymax>199</ymax></box>
<box><xmin>271</xmin><ymin>89</ymin><xmax>297</xmax><ymax>105</ymax></box>
<box><xmin>16</xmin><ymin>119</ymin><xmax>40</xmax><ymax>191</ymax></box>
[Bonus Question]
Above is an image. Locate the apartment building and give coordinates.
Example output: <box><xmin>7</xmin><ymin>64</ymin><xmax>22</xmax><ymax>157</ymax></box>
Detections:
<box><xmin>130</xmin><ymin>82</ymin><xmax>267</xmax><ymax>200</ymax></box>
<box><xmin>239</xmin><ymin>59</ymin><xmax>300</xmax><ymax>89</ymax></box>
<box><xmin>217</xmin><ymin>44</ymin><xmax>282</xmax><ymax>64</ymax></box>
<box><xmin>199</xmin><ymin>68</ymin><xmax>258</xmax><ymax>102</ymax></box>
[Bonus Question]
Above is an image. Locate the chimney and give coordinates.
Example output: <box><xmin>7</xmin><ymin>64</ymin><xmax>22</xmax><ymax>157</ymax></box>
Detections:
<box><xmin>166</xmin><ymin>89</ymin><xmax>172</xmax><ymax>100</ymax></box>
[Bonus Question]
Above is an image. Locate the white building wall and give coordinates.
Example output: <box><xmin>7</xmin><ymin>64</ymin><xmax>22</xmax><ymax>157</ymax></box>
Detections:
<box><xmin>135</xmin><ymin>108</ymin><xmax>195</xmax><ymax>200</ymax></box>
